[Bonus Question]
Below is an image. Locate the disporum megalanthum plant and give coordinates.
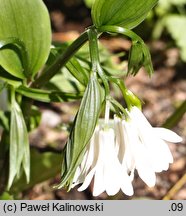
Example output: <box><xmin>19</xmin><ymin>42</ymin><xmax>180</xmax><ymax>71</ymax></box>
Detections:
<box><xmin>0</xmin><ymin>0</ymin><xmax>182</xmax><ymax>197</ymax></box>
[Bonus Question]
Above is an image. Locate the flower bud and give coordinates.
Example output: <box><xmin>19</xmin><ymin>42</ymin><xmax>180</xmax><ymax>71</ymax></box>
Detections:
<box><xmin>125</xmin><ymin>89</ymin><xmax>142</xmax><ymax>110</ymax></box>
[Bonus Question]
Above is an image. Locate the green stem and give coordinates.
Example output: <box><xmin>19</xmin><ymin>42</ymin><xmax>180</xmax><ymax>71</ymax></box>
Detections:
<box><xmin>32</xmin><ymin>31</ymin><xmax>89</xmax><ymax>88</ymax></box>
<box><xmin>88</xmin><ymin>27</ymin><xmax>109</xmax><ymax>95</ymax></box>
<box><xmin>98</xmin><ymin>25</ymin><xmax>144</xmax><ymax>43</ymax></box>
<box><xmin>87</xmin><ymin>27</ymin><xmax>100</xmax><ymax>74</ymax></box>
<box><xmin>9</xmin><ymin>85</ymin><xmax>16</xmax><ymax>105</ymax></box>
<box><xmin>109</xmin><ymin>77</ymin><xmax>131</xmax><ymax>108</ymax></box>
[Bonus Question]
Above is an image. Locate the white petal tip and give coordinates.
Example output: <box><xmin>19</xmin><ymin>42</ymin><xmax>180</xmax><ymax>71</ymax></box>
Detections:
<box><xmin>106</xmin><ymin>188</ymin><xmax>120</xmax><ymax>197</ymax></box>
<box><xmin>121</xmin><ymin>186</ymin><xmax>134</xmax><ymax>196</ymax></box>
<box><xmin>153</xmin><ymin>128</ymin><xmax>183</xmax><ymax>143</ymax></box>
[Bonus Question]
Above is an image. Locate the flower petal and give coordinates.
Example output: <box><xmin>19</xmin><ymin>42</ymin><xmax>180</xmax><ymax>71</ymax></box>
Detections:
<box><xmin>148</xmin><ymin>139</ymin><xmax>173</xmax><ymax>172</ymax></box>
<box><xmin>120</xmin><ymin>170</ymin><xmax>134</xmax><ymax>196</ymax></box>
<box><xmin>123</xmin><ymin>120</ymin><xmax>156</xmax><ymax>187</ymax></box>
<box><xmin>99</xmin><ymin>128</ymin><xmax>121</xmax><ymax>196</ymax></box>
<box><xmin>104</xmin><ymin>161</ymin><xmax>122</xmax><ymax>196</ymax></box>
<box><xmin>138</xmin><ymin>130</ymin><xmax>173</xmax><ymax>172</ymax></box>
<box><xmin>129</xmin><ymin>107</ymin><xmax>174</xmax><ymax>172</ymax></box>
<box><xmin>78</xmin><ymin>168</ymin><xmax>95</xmax><ymax>192</ymax></box>
<box><xmin>153</xmin><ymin>127</ymin><xmax>182</xmax><ymax>143</ymax></box>
<box><xmin>135</xmin><ymin>149</ymin><xmax>156</xmax><ymax>187</ymax></box>
<box><xmin>114</xmin><ymin>116</ymin><xmax>126</xmax><ymax>162</ymax></box>
<box><xmin>129</xmin><ymin>106</ymin><xmax>152</xmax><ymax>129</ymax></box>
<box><xmin>92</xmin><ymin>165</ymin><xmax>105</xmax><ymax>196</ymax></box>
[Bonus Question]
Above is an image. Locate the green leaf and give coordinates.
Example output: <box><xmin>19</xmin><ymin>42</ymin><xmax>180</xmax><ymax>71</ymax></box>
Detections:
<box><xmin>66</xmin><ymin>57</ymin><xmax>89</xmax><ymax>86</ymax></box>
<box><xmin>57</xmin><ymin>74</ymin><xmax>103</xmax><ymax>189</ymax></box>
<box><xmin>0</xmin><ymin>0</ymin><xmax>51</xmax><ymax>78</ymax></box>
<box><xmin>92</xmin><ymin>0</ymin><xmax>158</xmax><ymax>29</ymax></box>
<box><xmin>0</xmin><ymin>38</ymin><xmax>28</xmax><ymax>79</ymax></box>
<box><xmin>16</xmin><ymin>85</ymin><xmax>82</xmax><ymax>103</ymax></box>
<box><xmin>8</xmin><ymin>97</ymin><xmax>30</xmax><ymax>189</ymax></box>
<box><xmin>0</xmin><ymin>67</ymin><xmax>22</xmax><ymax>87</ymax></box>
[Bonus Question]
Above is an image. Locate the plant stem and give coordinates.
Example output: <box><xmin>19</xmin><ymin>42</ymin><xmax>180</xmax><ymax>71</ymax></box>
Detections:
<box><xmin>88</xmin><ymin>27</ymin><xmax>109</xmax><ymax>95</ymax></box>
<box><xmin>109</xmin><ymin>77</ymin><xmax>130</xmax><ymax>107</ymax></box>
<box><xmin>32</xmin><ymin>31</ymin><xmax>89</xmax><ymax>88</ymax></box>
<box><xmin>98</xmin><ymin>25</ymin><xmax>144</xmax><ymax>43</ymax></box>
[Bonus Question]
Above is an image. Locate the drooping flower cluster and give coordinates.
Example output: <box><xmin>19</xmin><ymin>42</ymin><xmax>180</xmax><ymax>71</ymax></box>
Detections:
<box><xmin>71</xmin><ymin>106</ymin><xmax>182</xmax><ymax>196</ymax></box>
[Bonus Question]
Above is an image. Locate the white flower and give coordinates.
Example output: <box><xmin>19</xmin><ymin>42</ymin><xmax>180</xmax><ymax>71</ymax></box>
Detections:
<box><xmin>71</xmin><ymin>105</ymin><xmax>182</xmax><ymax>196</ymax></box>
<box><xmin>71</xmin><ymin>124</ymin><xmax>133</xmax><ymax>196</ymax></box>
<box><xmin>116</xmin><ymin>106</ymin><xmax>182</xmax><ymax>187</ymax></box>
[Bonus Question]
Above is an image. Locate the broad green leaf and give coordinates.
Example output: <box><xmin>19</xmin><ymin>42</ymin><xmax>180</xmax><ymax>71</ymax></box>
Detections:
<box><xmin>16</xmin><ymin>85</ymin><xmax>82</xmax><ymax>103</ymax></box>
<box><xmin>0</xmin><ymin>67</ymin><xmax>22</xmax><ymax>87</ymax></box>
<box><xmin>92</xmin><ymin>0</ymin><xmax>158</xmax><ymax>29</ymax></box>
<box><xmin>57</xmin><ymin>74</ymin><xmax>103</xmax><ymax>189</ymax></box>
<box><xmin>0</xmin><ymin>0</ymin><xmax>51</xmax><ymax>78</ymax></box>
<box><xmin>8</xmin><ymin>97</ymin><xmax>30</xmax><ymax>189</ymax></box>
<box><xmin>0</xmin><ymin>38</ymin><xmax>28</xmax><ymax>79</ymax></box>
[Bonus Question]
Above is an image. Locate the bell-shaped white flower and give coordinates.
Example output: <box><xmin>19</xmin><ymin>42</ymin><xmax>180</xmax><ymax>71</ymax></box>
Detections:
<box><xmin>116</xmin><ymin>106</ymin><xmax>182</xmax><ymax>187</ymax></box>
<box><xmin>71</xmin><ymin>124</ymin><xmax>133</xmax><ymax>196</ymax></box>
